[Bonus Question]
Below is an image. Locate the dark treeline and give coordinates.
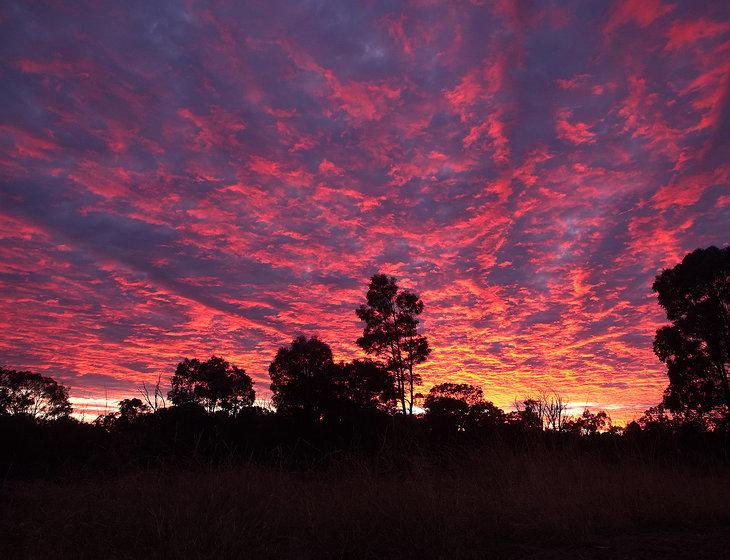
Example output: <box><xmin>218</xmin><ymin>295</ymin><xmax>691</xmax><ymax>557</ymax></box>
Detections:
<box><xmin>1</xmin><ymin>247</ymin><xmax>729</xmax><ymax>479</ymax></box>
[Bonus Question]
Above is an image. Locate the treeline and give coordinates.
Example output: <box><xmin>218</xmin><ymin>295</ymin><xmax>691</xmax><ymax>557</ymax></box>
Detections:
<box><xmin>2</xmin><ymin>354</ymin><xmax>728</xmax><ymax>480</ymax></box>
<box><xmin>1</xmin><ymin>247</ymin><xmax>729</xmax><ymax>478</ymax></box>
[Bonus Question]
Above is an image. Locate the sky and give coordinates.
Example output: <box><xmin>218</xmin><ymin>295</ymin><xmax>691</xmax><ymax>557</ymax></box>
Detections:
<box><xmin>1</xmin><ymin>0</ymin><xmax>729</xmax><ymax>421</ymax></box>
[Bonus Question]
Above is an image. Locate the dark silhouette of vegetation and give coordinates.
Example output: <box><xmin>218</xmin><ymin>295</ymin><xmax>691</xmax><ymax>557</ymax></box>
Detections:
<box><xmin>168</xmin><ymin>356</ymin><xmax>254</xmax><ymax>415</ymax></box>
<box><xmin>268</xmin><ymin>335</ymin><xmax>336</xmax><ymax>422</ymax></box>
<box><xmin>0</xmin><ymin>367</ymin><xmax>71</xmax><ymax>420</ymax></box>
<box><xmin>1</xmin><ymin>259</ymin><xmax>730</xmax><ymax>558</ymax></box>
<box><xmin>331</xmin><ymin>359</ymin><xmax>397</xmax><ymax>412</ymax></box>
<box><xmin>268</xmin><ymin>336</ymin><xmax>396</xmax><ymax>433</ymax></box>
<box><xmin>424</xmin><ymin>382</ymin><xmax>505</xmax><ymax>437</ymax></box>
<box><xmin>356</xmin><ymin>274</ymin><xmax>430</xmax><ymax>414</ymax></box>
<box><xmin>506</xmin><ymin>398</ymin><xmax>544</xmax><ymax>430</ymax></box>
<box><xmin>139</xmin><ymin>374</ymin><xmax>166</xmax><ymax>411</ymax></box>
<box><xmin>95</xmin><ymin>397</ymin><xmax>151</xmax><ymax>429</ymax></box>
<box><xmin>653</xmin><ymin>245</ymin><xmax>730</xmax><ymax>428</ymax></box>
<box><xmin>0</xmin><ymin>258</ymin><xmax>728</xmax><ymax>473</ymax></box>
<box><xmin>563</xmin><ymin>408</ymin><xmax>612</xmax><ymax>435</ymax></box>
<box><xmin>118</xmin><ymin>397</ymin><xmax>150</xmax><ymax>419</ymax></box>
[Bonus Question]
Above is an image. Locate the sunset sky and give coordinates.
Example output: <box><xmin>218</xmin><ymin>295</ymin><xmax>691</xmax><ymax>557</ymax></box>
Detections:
<box><xmin>1</xmin><ymin>0</ymin><xmax>729</xmax><ymax>421</ymax></box>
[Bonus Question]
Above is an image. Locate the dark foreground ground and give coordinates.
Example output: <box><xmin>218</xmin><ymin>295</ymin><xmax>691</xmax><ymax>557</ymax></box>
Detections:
<box><xmin>2</xmin><ymin>448</ymin><xmax>729</xmax><ymax>559</ymax></box>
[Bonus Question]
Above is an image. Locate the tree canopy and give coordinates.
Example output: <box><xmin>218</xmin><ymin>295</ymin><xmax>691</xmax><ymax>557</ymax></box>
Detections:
<box><xmin>168</xmin><ymin>356</ymin><xmax>255</xmax><ymax>415</ymax></box>
<box><xmin>356</xmin><ymin>274</ymin><xmax>430</xmax><ymax>414</ymax></box>
<box><xmin>563</xmin><ymin>408</ymin><xmax>611</xmax><ymax>435</ymax></box>
<box><xmin>424</xmin><ymin>382</ymin><xmax>505</xmax><ymax>436</ymax></box>
<box><xmin>330</xmin><ymin>359</ymin><xmax>397</xmax><ymax>413</ymax></box>
<box><xmin>653</xmin><ymin>245</ymin><xmax>730</xmax><ymax>425</ymax></box>
<box><xmin>0</xmin><ymin>367</ymin><xmax>71</xmax><ymax>420</ymax></box>
<box><xmin>268</xmin><ymin>335</ymin><xmax>336</xmax><ymax>422</ymax></box>
<box><xmin>118</xmin><ymin>397</ymin><xmax>150</xmax><ymax>420</ymax></box>
<box><xmin>268</xmin><ymin>336</ymin><xmax>398</xmax><ymax>423</ymax></box>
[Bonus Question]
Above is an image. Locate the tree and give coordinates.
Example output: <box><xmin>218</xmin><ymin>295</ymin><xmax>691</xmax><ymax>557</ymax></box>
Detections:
<box><xmin>138</xmin><ymin>374</ymin><xmax>166</xmax><ymax>412</ymax></box>
<box><xmin>539</xmin><ymin>391</ymin><xmax>568</xmax><ymax>431</ymax></box>
<box><xmin>563</xmin><ymin>408</ymin><xmax>611</xmax><ymax>435</ymax></box>
<box><xmin>505</xmin><ymin>392</ymin><xmax>568</xmax><ymax>431</ymax></box>
<box><xmin>636</xmin><ymin>403</ymin><xmax>713</xmax><ymax>433</ymax></box>
<box><xmin>424</xmin><ymin>383</ymin><xmax>505</xmax><ymax>435</ymax></box>
<box><xmin>466</xmin><ymin>400</ymin><xmax>507</xmax><ymax>432</ymax></box>
<box><xmin>168</xmin><ymin>356</ymin><xmax>255</xmax><ymax>415</ymax></box>
<box><xmin>94</xmin><ymin>397</ymin><xmax>150</xmax><ymax>429</ymax></box>
<box><xmin>269</xmin><ymin>337</ymin><xmax>398</xmax><ymax>424</ymax></box>
<box><xmin>331</xmin><ymin>359</ymin><xmax>397</xmax><ymax>412</ymax></box>
<box><xmin>356</xmin><ymin>274</ymin><xmax>430</xmax><ymax>415</ymax></box>
<box><xmin>268</xmin><ymin>336</ymin><xmax>335</xmax><ymax>422</ymax></box>
<box><xmin>0</xmin><ymin>367</ymin><xmax>71</xmax><ymax>420</ymax></box>
<box><xmin>425</xmin><ymin>382</ymin><xmax>485</xmax><ymax>407</ymax></box>
<box><xmin>118</xmin><ymin>397</ymin><xmax>150</xmax><ymax>421</ymax></box>
<box><xmin>507</xmin><ymin>399</ymin><xmax>543</xmax><ymax>430</ymax></box>
<box><xmin>652</xmin><ymin>246</ymin><xmax>730</xmax><ymax>424</ymax></box>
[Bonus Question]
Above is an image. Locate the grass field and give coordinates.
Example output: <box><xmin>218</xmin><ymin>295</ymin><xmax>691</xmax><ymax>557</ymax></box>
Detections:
<box><xmin>2</xmin><ymin>446</ymin><xmax>729</xmax><ymax>559</ymax></box>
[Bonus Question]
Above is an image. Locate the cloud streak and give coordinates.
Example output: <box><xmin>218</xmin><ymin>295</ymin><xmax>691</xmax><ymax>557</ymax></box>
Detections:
<box><xmin>1</xmin><ymin>0</ymin><xmax>729</xmax><ymax>421</ymax></box>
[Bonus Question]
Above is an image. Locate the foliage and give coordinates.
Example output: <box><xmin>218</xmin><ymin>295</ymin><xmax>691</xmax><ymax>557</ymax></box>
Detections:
<box><xmin>168</xmin><ymin>356</ymin><xmax>255</xmax><ymax>415</ymax></box>
<box><xmin>423</xmin><ymin>383</ymin><xmax>476</xmax><ymax>434</ymax></box>
<box><xmin>94</xmin><ymin>398</ymin><xmax>151</xmax><ymax>429</ymax></box>
<box><xmin>268</xmin><ymin>335</ymin><xmax>336</xmax><ymax>422</ymax></box>
<box><xmin>330</xmin><ymin>359</ymin><xmax>397</xmax><ymax>413</ymax></box>
<box><xmin>268</xmin><ymin>337</ymin><xmax>396</xmax><ymax>423</ymax></box>
<box><xmin>424</xmin><ymin>383</ymin><xmax>505</xmax><ymax>437</ymax></box>
<box><xmin>356</xmin><ymin>274</ymin><xmax>430</xmax><ymax>414</ymax></box>
<box><xmin>653</xmin><ymin>245</ymin><xmax>730</xmax><ymax>424</ymax></box>
<box><xmin>118</xmin><ymin>397</ymin><xmax>151</xmax><ymax>419</ymax></box>
<box><xmin>0</xmin><ymin>367</ymin><xmax>71</xmax><ymax>420</ymax></box>
<box><xmin>425</xmin><ymin>382</ymin><xmax>485</xmax><ymax>406</ymax></box>
<box><xmin>563</xmin><ymin>408</ymin><xmax>611</xmax><ymax>435</ymax></box>
<box><xmin>506</xmin><ymin>399</ymin><xmax>544</xmax><ymax>430</ymax></box>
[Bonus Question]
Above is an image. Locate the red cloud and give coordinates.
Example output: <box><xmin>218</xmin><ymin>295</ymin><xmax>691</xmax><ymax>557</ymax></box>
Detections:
<box><xmin>652</xmin><ymin>165</ymin><xmax>730</xmax><ymax>210</ymax></box>
<box><xmin>555</xmin><ymin>110</ymin><xmax>597</xmax><ymax>145</ymax></box>
<box><xmin>665</xmin><ymin>18</ymin><xmax>730</xmax><ymax>50</ymax></box>
<box><xmin>2</xmin><ymin>0</ymin><xmax>729</xmax><ymax>424</ymax></box>
<box><xmin>382</xmin><ymin>14</ymin><xmax>413</xmax><ymax>56</ymax></box>
<box><xmin>604</xmin><ymin>0</ymin><xmax>673</xmax><ymax>36</ymax></box>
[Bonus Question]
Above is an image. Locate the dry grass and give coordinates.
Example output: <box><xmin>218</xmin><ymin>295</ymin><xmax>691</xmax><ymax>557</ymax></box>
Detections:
<box><xmin>2</xmin><ymin>447</ymin><xmax>729</xmax><ymax>559</ymax></box>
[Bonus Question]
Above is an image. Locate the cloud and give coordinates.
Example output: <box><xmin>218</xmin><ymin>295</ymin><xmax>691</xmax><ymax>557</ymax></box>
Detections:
<box><xmin>0</xmin><ymin>0</ymin><xmax>728</xmax><ymax>422</ymax></box>
<box><xmin>604</xmin><ymin>0</ymin><xmax>673</xmax><ymax>36</ymax></box>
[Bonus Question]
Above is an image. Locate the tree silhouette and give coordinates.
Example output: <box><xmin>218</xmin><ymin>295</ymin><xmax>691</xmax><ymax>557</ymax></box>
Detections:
<box><xmin>424</xmin><ymin>383</ymin><xmax>480</xmax><ymax>434</ymax></box>
<box><xmin>563</xmin><ymin>408</ymin><xmax>611</xmax><ymax>435</ymax></box>
<box><xmin>138</xmin><ymin>374</ymin><xmax>166</xmax><ymax>412</ymax></box>
<box><xmin>652</xmin><ymin>246</ymin><xmax>730</xmax><ymax>424</ymax></box>
<box><xmin>268</xmin><ymin>335</ymin><xmax>336</xmax><ymax>422</ymax></box>
<box><xmin>168</xmin><ymin>356</ymin><xmax>255</xmax><ymax>415</ymax></box>
<box><xmin>0</xmin><ymin>367</ymin><xmax>71</xmax><ymax>420</ymax></box>
<box><xmin>507</xmin><ymin>399</ymin><xmax>543</xmax><ymax>430</ymax></box>
<box><xmin>118</xmin><ymin>397</ymin><xmax>150</xmax><ymax>421</ymax></box>
<box><xmin>331</xmin><ymin>359</ymin><xmax>397</xmax><ymax>412</ymax></box>
<box><xmin>467</xmin><ymin>400</ymin><xmax>507</xmax><ymax>431</ymax></box>
<box><xmin>269</xmin><ymin>336</ymin><xmax>397</xmax><ymax>424</ymax></box>
<box><xmin>633</xmin><ymin>403</ymin><xmax>706</xmax><ymax>432</ymax></box>
<box><xmin>539</xmin><ymin>391</ymin><xmax>568</xmax><ymax>431</ymax></box>
<box><xmin>424</xmin><ymin>383</ymin><xmax>505</xmax><ymax>435</ymax></box>
<box><xmin>426</xmin><ymin>382</ymin><xmax>485</xmax><ymax>406</ymax></box>
<box><xmin>356</xmin><ymin>274</ymin><xmax>430</xmax><ymax>414</ymax></box>
<box><xmin>94</xmin><ymin>397</ymin><xmax>150</xmax><ymax>429</ymax></box>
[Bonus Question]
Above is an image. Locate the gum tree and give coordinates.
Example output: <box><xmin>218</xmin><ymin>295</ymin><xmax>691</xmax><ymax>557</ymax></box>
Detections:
<box><xmin>356</xmin><ymin>274</ymin><xmax>430</xmax><ymax>414</ymax></box>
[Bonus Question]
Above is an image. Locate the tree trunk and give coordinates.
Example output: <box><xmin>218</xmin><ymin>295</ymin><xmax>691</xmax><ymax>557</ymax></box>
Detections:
<box><xmin>719</xmin><ymin>362</ymin><xmax>730</xmax><ymax>410</ymax></box>
<box><xmin>386</xmin><ymin>302</ymin><xmax>408</xmax><ymax>415</ymax></box>
<box><xmin>408</xmin><ymin>363</ymin><xmax>414</xmax><ymax>415</ymax></box>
